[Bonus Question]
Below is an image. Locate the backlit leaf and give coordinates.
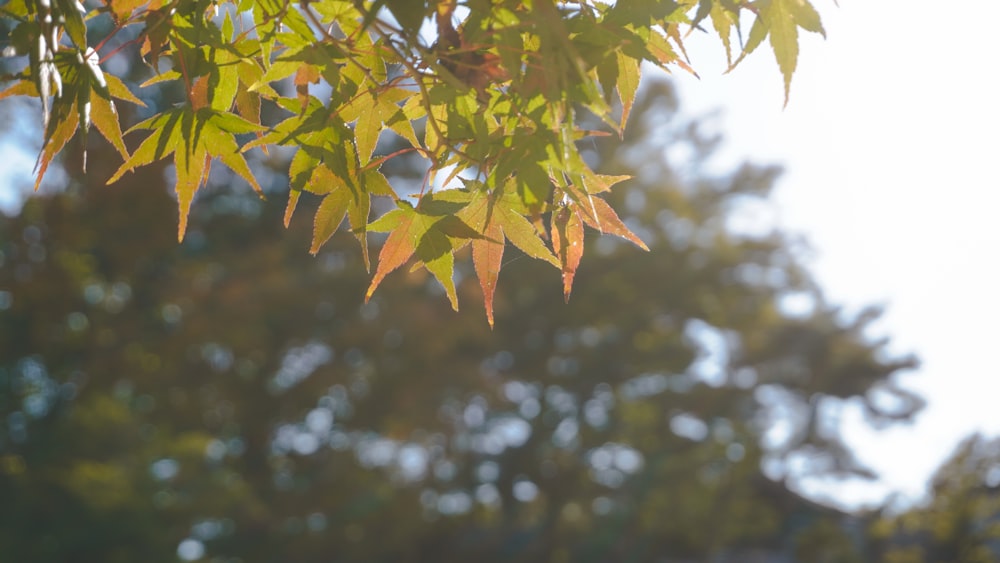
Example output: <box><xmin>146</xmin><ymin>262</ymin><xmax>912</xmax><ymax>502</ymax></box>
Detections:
<box><xmin>90</xmin><ymin>93</ymin><xmax>128</xmax><ymax>161</ymax></box>
<box><xmin>494</xmin><ymin>208</ymin><xmax>558</xmax><ymax>268</ymax></box>
<box><xmin>284</xmin><ymin>190</ymin><xmax>301</xmax><ymax>228</ymax></box>
<box><xmin>550</xmin><ymin>206</ymin><xmax>584</xmax><ymax>302</ymax></box>
<box><xmin>105</xmin><ymin>74</ymin><xmax>145</xmax><ymax>107</ymax></box>
<box><xmin>311</xmin><ymin>185</ymin><xmax>351</xmax><ymax>254</ymax></box>
<box><xmin>473</xmin><ymin>219</ymin><xmax>504</xmax><ymax>328</ymax></box>
<box><xmin>582</xmin><ymin>196</ymin><xmax>649</xmax><ymax>251</ymax></box>
<box><xmin>0</xmin><ymin>80</ymin><xmax>38</xmax><ymax>101</ymax></box>
<box><xmin>791</xmin><ymin>0</ymin><xmax>826</xmax><ymax>37</ymax></box>
<box><xmin>766</xmin><ymin>0</ymin><xmax>800</xmax><ymax>106</ymax></box>
<box><xmin>107</xmin><ymin>0</ymin><xmax>147</xmax><ymax>23</ymax></box>
<box><xmin>616</xmin><ymin>51</ymin><xmax>641</xmax><ymax>130</ymax></box>
<box><xmin>34</xmin><ymin>100</ymin><xmax>79</xmax><ymax>191</ymax></box>
<box><xmin>362</xmin><ymin>170</ymin><xmax>397</xmax><ymax>198</ymax></box>
<box><xmin>710</xmin><ymin>2</ymin><xmax>738</xmax><ymax>65</ymax></box>
<box><xmin>367</xmin><ymin>204</ymin><xmax>418</xmax><ymax>302</ymax></box>
<box><xmin>355</xmin><ymin>99</ymin><xmax>381</xmax><ymax>164</ymax></box>
<box><xmin>414</xmin><ymin>215</ymin><xmax>459</xmax><ymax>310</ymax></box>
<box><xmin>173</xmin><ymin>134</ymin><xmax>209</xmax><ymax>242</ymax></box>
<box><xmin>108</xmin><ymin>107</ymin><xmax>265</xmax><ymax>240</ymax></box>
<box><xmin>582</xmin><ymin>173</ymin><xmax>632</xmax><ymax>195</ymax></box>
<box><xmin>56</xmin><ymin>0</ymin><xmax>88</xmax><ymax>49</ymax></box>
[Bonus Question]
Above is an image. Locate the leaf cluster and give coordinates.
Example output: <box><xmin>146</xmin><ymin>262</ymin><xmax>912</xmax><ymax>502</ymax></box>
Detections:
<box><xmin>0</xmin><ymin>0</ymin><xmax>826</xmax><ymax>324</ymax></box>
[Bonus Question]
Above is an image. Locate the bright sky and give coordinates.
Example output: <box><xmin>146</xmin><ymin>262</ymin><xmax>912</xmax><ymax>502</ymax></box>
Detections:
<box><xmin>674</xmin><ymin>0</ymin><xmax>1000</xmax><ymax>508</ymax></box>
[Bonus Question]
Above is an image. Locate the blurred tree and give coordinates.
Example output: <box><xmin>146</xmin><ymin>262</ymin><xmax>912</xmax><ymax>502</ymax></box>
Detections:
<box><xmin>0</xmin><ymin>81</ymin><xmax>920</xmax><ymax>562</ymax></box>
<box><xmin>870</xmin><ymin>435</ymin><xmax>1000</xmax><ymax>563</ymax></box>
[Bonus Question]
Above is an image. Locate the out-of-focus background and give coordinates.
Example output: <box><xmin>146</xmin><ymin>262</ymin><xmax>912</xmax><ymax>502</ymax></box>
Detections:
<box><xmin>3</xmin><ymin>2</ymin><xmax>1000</xmax><ymax>562</ymax></box>
<box><xmin>674</xmin><ymin>0</ymin><xmax>1000</xmax><ymax>510</ymax></box>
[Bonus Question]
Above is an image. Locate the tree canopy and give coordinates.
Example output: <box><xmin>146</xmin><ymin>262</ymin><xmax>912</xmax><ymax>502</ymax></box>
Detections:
<box><xmin>0</xmin><ymin>0</ymin><xmax>827</xmax><ymax>324</ymax></box>
<box><xmin>870</xmin><ymin>435</ymin><xmax>1000</xmax><ymax>563</ymax></box>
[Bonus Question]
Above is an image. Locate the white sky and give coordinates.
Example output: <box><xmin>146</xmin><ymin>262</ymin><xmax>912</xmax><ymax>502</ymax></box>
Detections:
<box><xmin>674</xmin><ymin>0</ymin><xmax>1000</xmax><ymax>508</ymax></box>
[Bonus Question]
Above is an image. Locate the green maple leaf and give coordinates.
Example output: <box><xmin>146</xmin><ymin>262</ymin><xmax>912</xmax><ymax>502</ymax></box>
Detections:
<box><xmin>107</xmin><ymin>107</ymin><xmax>265</xmax><ymax>241</ymax></box>
<box><xmin>349</xmin><ymin>88</ymin><xmax>420</xmax><ymax>164</ymax></box>
<box><xmin>307</xmin><ymin>164</ymin><xmax>376</xmax><ymax>271</ymax></box>
<box><xmin>2</xmin><ymin>52</ymin><xmax>143</xmax><ymax>190</ymax></box>
<box><xmin>734</xmin><ymin>0</ymin><xmax>825</xmax><ymax>105</ymax></box>
<box><xmin>367</xmin><ymin>194</ymin><xmax>481</xmax><ymax>311</ymax></box>
<box><xmin>616</xmin><ymin>51</ymin><xmax>642</xmax><ymax>130</ymax></box>
<box><xmin>310</xmin><ymin>176</ymin><xmax>355</xmax><ymax>255</ymax></box>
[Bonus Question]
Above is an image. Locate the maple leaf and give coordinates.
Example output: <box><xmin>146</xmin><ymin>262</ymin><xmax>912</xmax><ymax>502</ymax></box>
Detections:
<box><xmin>306</xmin><ymin>164</ymin><xmax>376</xmax><ymax>274</ymax></box>
<box><xmin>107</xmin><ymin>107</ymin><xmax>265</xmax><ymax>241</ymax></box>
<box><xmin>458</xmin><ymin>180</ymin><xmax>560</xmax><ymax>327</ymax></box>
<box><xmin>616</xmin><ymin>51</ymin><xmax>642</xmax><ymax>130</ymax></box>
<box><xmin>564</xmin><ymin>179</ymin><xmax>649</xmax><ymax>251</ymax></box>
<box><xmin>367</xmin><ymin>195</ymin><xmax>481</xmax><ymax>311</ymax></box>
<box><xmin>550</xmin><ymin>206</ymin><xmax>585</xmax><ymax>303</ymax></box>
<box><xmin>3</xmin><ymin>53</ymin><xmax>142</xmax><ymax>190</ymax></box>
<box><xmin>732</xmin><ymin>0</ymin><xmax>825</xmax><ymax>105</ymax></box>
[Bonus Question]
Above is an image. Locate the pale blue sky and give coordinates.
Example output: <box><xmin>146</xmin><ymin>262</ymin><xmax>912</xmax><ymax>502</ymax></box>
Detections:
<box><xmin>675</xmin><ymin>0</ymin><xmax>1000</xmax><ymax>507</ymax></box>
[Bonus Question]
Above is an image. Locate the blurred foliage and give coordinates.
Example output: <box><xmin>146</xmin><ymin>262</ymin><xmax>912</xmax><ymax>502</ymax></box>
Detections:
<box><xmin>871</xmin><ymin>435</ymin><xmax>1000</xmax><ymax>563</ymax></box>
<box><xmin>0</xmin><ymin>82</ymin><xmax>926</xmax><ymax>562</ymax></box>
